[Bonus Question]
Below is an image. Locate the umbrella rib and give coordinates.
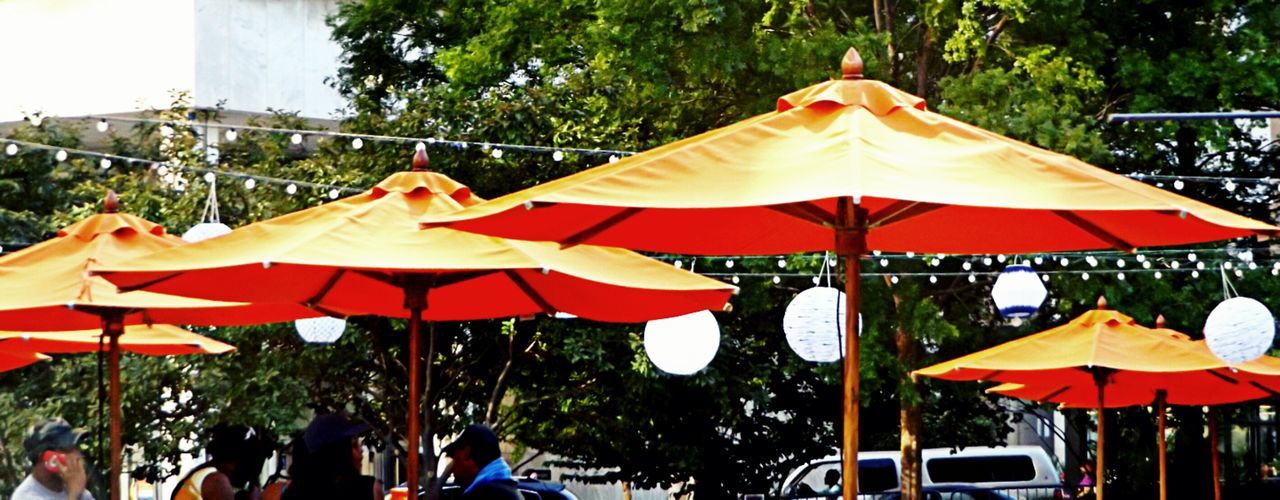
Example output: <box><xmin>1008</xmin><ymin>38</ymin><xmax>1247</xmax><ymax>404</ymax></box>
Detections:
<box><xmin>1052</xmin><ymin>211</ymin><xmax>1136</xmax><ymax>251</ymax></box>
<box><xmin>1207</xmin><ymin>369</ymin><xmax>1239</xmax><ymax>384</ymax></box>
<box><xmin>867</xmin><ymin>201</ymin><xmax>945</xmax><ymax>229</ymax></box>
<box><xmin>1249</xmin><ymin>381</ymin><xmax>1280</xmax><ymax>398</ymax></box>
<box><xmin>765</xmin><ymin>202</ymin><xmax>835</xmax><ymax>228</ymax></box>
<box><xmin>502</xmin><ymin>270</ymin><xmax>554</xmax><ymax>314</ymax></box>
<box><xmin>114</xmin><ymin>272</ymin><xmax>181</xmax><ymax>293</ymax></box>
<box><xmin>304</xmin><ymin>269</ymin><xmax>347</xmax><ymax>307</ymax></box>
<box><xmin>560</xmin><ymin>207</ymin><xmax>643</xmax><ymax>247</ymax></box>
<box><xmin>1041</xmin><ymin>385</ymin><xmax>1072</xmax><ymax>401</ymax></box>
<box><xmin>433</xmin><ymin>270</ymin><xmax>501</xmax><ymax>288</ymax></box>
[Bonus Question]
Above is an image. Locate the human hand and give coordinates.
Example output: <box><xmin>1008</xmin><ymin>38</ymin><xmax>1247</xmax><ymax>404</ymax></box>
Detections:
<box><xmin>56</xmin><ymin>452</ymin><xmax>87</xmax><ymax>500</ymax></box>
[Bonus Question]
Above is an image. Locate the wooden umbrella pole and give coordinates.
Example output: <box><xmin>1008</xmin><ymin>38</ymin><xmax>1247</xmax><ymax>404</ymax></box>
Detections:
<box><xmin>405</xmin><ymin>281</ymin><xmax>427</xmax><ymax>494</ymax></box>
<box><xmin>1209</xmin><ymin>408</ymin><xmax>1221</xmax><ymax>500</ymax></box>
<box><xmin>1157</xmin><ymin>392</ymin><xmax>1167</xmax><ymax>500</ymax></box>
<box><xmin>837</xmin><ymin>197</ymin><xmax>868</xmax><ymax>500</ymax></box>
<box><xmin>104</xmin><ymin>313</ymin><xmax>124</xmax><ymax>500</ymax></box>
<box><xmin>1095</xmin><ymin>371</ymin><xmax>1106</xmax><ymax>500</ymax></box>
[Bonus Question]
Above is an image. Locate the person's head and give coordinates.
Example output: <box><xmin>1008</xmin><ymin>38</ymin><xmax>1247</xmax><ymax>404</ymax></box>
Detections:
<box><xmin>301</xmin><ymin>412</ymin><xmax>368</xmax><ymax>478</ymax></box>
<box><xmin>206</xmin><ymin>424</ymin><xmax>271</xmax><ymax>487</ymax></box>
<box><xmin>442</xmin><ymin>424</ymin><xmax>502</xmax><ymax>486</ymax></box>
<box><xmin>23</xmin><ymin>418</ymin><xmax>83</xmax><ymax>481</ymax></box>
<box><xmin>823</xmin><ymin>469</ymin><xmax>840</xmax><ymax>487</ymax></box>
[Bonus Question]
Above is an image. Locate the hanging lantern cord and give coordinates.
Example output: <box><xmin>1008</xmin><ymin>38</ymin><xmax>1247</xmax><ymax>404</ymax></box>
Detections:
<box><xmin>1219</xmin><ymin>264</ymin><xmax>1239</xmax><ymax>301</ymax></box>
<box><xmin>202</xmin><ymin>177</ymin><xmax>221</xmax><ymax>224</ymax></box>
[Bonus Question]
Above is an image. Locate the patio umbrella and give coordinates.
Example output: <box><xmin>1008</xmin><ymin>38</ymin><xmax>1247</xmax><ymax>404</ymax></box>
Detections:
<box><xmin>0</xmin><ymin>193</ymin><xmax>315</xmax><ymax>500</ymax></box>
<box><xmin>96</xmin><ymin>151</ymin><xmax>736</xmax><ymax>493</ymax></box>
<box><xmin>986</xmin><ymin>315</ymin><xmax>1279</xmax><ymax>500</ymax></box>
<box><xmin>0</xmin><ymin>324</ymin><xmax>235</xmax><ymax>477</ymax></box>
<box><xmin>425</xmin><ymin>47</ymin><xmax>1280</xmax><ymax>497</ymax></box>
<box><xmin>916</xmin><ymin>298</ymin><xmax>1280</xmax><ymax>499</ymax></box>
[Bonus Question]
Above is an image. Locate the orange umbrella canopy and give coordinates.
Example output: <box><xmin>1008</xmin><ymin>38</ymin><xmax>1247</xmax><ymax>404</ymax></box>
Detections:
<box><xmin>0</xmin><ymin>350</ymin><xmax>49</xmax><ymax>372</ymax></box>
<box><xmin>0</xmin><ymin>198</ymin><xmax>316</xmax><ymax>331</ymax></box>
<box><xmin>0</xmin><ymin>324</ymin><xmax>234</xmax><ymax>356</ymax></box>
<box><xmin>916</xmin><ymin>302</ymin><xmax>1280</xmax><ymax>407</ymax></box>
<box><xmin>429</xmin><ymin>50</ymin><xmax>1278</xmax><ymax>255</ymax></box>
<box><xmin>97</xmin><ymin>158</ymin><xmax>736</xmax><ymax>322</ymax></box>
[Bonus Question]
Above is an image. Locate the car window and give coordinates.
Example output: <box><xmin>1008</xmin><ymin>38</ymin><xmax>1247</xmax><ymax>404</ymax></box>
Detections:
<box><xmin>926</xmin><ymin>455</ymin><xmax>1036</xmax><ymax>483</ymax></box>
<box><xmin>860</xmin><ymin>458</ymin><xmax>898</xmax><ymax>493</ymax></box>
<box><xmin>520</xmin><ymin>491</ymin><xmax>542</xmax><ymax>500</ymax></box>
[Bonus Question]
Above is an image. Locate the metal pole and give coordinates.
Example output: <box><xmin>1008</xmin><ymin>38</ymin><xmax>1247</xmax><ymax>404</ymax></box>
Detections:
<box><xmin>1209</xmin><ymin>408</ymin><xmax>1222</xmax><ymax>500</ymax></box>
<box><xmin>837</xmin><ymin>197</ymin><xmax>867</xmax><ymax>500</ymax></box>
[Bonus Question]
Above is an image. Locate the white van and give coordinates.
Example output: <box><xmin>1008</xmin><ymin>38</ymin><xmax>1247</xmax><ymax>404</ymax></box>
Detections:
<box><xmin>779</xmin><ymin>446</ymin><xmax>1062</xmax><ymax>498</ymax></box>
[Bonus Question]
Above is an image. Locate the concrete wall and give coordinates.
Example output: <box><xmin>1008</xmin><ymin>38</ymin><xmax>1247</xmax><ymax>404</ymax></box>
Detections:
<box><xmin>0</xmin><ymin>0</ymin><xmax>346</xmax><ymax>122</ymax></box>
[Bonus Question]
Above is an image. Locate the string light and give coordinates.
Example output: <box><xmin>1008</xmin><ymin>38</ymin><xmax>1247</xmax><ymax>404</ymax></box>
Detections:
<box><xmin>726</xmin><ymin>259</ymin><xmax>734</xmax><ymax>268</ymax></box>
<box><xmin>351</xmin><ymin>138</ymin><xmax>363</xmax><ymax>150</ymax></box>
<box><xmin>491</xmin><ymin>148</ymin><xmax>504</xmax><ymax>159</ymax></box>
<box><xmin>99</xmin><ymin>158</ymin><xmax>111</xmax><ymax>169</ymax></box>
<box><xmin>290</xmin><ymin>133</ymin><xmax>303</xmax><ymax>145</ymax></box>
<box><xmin>244</xmin><ymin>178</ymin><xmax>256</xmax><ymax>189</ymax></box>
<box><xmin>55</xmin><ymin>150</ymin><xmax>67</xmax><ymax>162</ymax></box>
<box><xmin>286</xmin><ymin>183</ymin><xmax>298</xmax><ymax>195</ymax></box>
<box><xmin>552</xmin><ymin>150</ymin><xmax>564</xmax><ymax>161</ymax></box>
<box><xmin>224</xmin><ymin>129</ymin><xmax>238</xmax><ymax>142</ymax></box>
<box><xmin>4</xmin><ymin>144</ymin><xmax>17</xmax><ymax>156</ymax></box>
<box><xmin>778</xmin><ymin>258</ymin><xmax>787</xmax><ymax>268</ymax></box>
<box><xmin>96</xmin><ymin>119</ymin><xmax>109</xmax><ymax>133</ymax></box>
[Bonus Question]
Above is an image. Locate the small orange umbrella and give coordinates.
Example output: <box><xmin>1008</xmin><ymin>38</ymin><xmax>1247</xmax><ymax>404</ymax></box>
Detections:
<box><xmin>0</xmin><ymin>324</ymin><xmax>234</xmax><ymax>477</ymax></box>
<box><xmin>0</xmin><ymin>193</ymin><xmax>314</xmax><ymax>500</ymax></box>
<box><xmin>97</xmin><ymin>152</ymin><xmax>736</xmax><ymax>492</ymax></box>
<box><xmin>428</xmin><ymin>48</ymin><xmax>1280</xmax><ymax>497</ymax></box>
<box><xmin>916</xmin><ymin>299</ymin><xmax>1280</xmax><ymax>500</ymax></box>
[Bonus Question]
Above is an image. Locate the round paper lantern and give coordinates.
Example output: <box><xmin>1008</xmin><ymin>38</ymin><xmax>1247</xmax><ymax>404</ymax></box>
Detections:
<box><xmin>1204</xmin><ymin>297</ymin><xmax>1275</xmax><ymax>364</ymax></box>
<box><xmin>182</xmin><ymin>222</ymin><xmax>232</xmax><ymax>242</ymax></box>
<box><xmin>644</xmin><ymin>310</ymin><xmax>719</xmax><ymax>375</ymax></box>
<box><xmin>295</xmin><ymin>316</ymin><xmax>347</xmax><ymax>344</ymax></box>
<box><xmin>783</xmin><ymin>286</ymin><xmax>864</xmax><ymax>362</ymax></box>
<box><xmin>991</xmin><ymin>264</ymin><xmax>1048</xmax><ymax>319</ymax></box>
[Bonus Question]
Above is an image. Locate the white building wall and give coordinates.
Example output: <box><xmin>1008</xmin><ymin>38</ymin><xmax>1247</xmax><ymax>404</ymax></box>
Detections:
<box><xmin>0</xmin><ymin>0</ymin><xmax>346</xmax><ymax>122</ymax></box>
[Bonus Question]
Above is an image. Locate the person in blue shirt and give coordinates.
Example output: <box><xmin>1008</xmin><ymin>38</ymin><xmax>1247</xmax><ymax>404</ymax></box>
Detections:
<box><xmin>443</xmin><ymin>424</ymin><xmax>520</xmax><ymax>500</ymax></box>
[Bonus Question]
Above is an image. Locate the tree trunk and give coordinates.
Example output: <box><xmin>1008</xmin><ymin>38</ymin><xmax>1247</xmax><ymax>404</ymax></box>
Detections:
<box><xmin>888</xmin><ymin>281</ymin><xmax>922</xmax><ymax>500</ymax></box>
<box><xmin>915</xmin><ymin>25</ymin><xmax>933</xmax><ymax>97</ymax></box>
<box><xmin>885</xmin><ymin>0</ymin><xmax>899</xmax><ymax>81</ymax></box>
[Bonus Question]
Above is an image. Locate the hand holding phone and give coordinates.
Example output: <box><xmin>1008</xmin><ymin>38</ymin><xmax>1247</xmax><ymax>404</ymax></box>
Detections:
<box><xmin>41</xmin><ymin>451</ymin><xmax>67</xmax><ymax>473</ymax></box>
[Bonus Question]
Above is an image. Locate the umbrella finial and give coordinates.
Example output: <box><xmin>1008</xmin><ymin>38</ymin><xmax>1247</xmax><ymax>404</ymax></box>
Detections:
<box><xmin>103</xmin><ymin>190</ymin><xmax>119</xmax><ymax>213</ymax></box>
<box><xmin>412</xmin><ymin>149</ymin><xmax>431</xmax><ymax>172</ymax></box>
<box><xmin>841</xmin><ymin>48</ymin><xmax>864</xmax><ymax>80</ymax></box>
<box><xmin>1155</xmin><ymin>314</ymin><xmax>1166</xmax><ymax>328</ymax></box>
<box><xmin>1096</xmin><ymin>296</ymin><xmax>1108</xmax><ymax>310</ymax></box>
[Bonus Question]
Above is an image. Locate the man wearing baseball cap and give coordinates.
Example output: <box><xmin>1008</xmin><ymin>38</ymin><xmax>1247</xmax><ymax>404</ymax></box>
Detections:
<box><xmin>442</xmin><ymin>424</ymin><xmax>519</xmax><ymax>500</ymax></box>
<box><xmin>13</xmin><ymin>417</ymin><xmax>92</xmax><ymax>500</ymax></box>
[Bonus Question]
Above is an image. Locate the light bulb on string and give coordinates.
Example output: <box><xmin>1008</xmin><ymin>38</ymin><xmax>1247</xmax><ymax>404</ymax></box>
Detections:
<box><xmin>1224</xmin><ymin>180</ymin><xmax>1237</xmax><ymax>192</ymax></box>
<box><xmin>203</xmin><ymin>172</ymin><xmax>216</xmax><ymax>183</ymax></box>
<box><xmin>1225</xmin><ymin>262</ymin><xmax>1233</xmax><ymax>270</ymax></box>
<box><xmin>328</xmin><ymin>188</ymin><xmax>340</xmax><ymax>199</ymax></box>
<box><xmin>224</xmin><ymin>129</ymin><xmax>238</xmax><ymax>141</ymax></box>
<box><xmin>1143</xmin><ymin>261</ymin><xmax>1152</xmax><ymax>269</ymax></box>
<box><xmin>732</xmin><ymin>275</ymin><xmax>740</xmax><ymax>284</ymax></box>
<box><xmin>1235</xmin><ymin>269</ymin><xmax>1244</xmax><ymax>278</ymax></box>
<box><xmin>811</xmin><ymin>277</ymin><xmax>820</xmax><ymax>285</ymax></box>
<box><xmin>890</xmin><ymin>276</ymin><xmax>899</xmax><ymax>284</ymax></box>
<box><xmin>27</xmin><ymin>115</ymin><xmax>42</xmax><ymax>127</ymax></box>
<box><xmin>1041</xmin><ymin>274</ymin><xmax>1050</xmax><ymax>283</ymax></box>
<box><xmin>996</xmin><ymin>254</ymin><xmax>1007</xmax><ymax>263</ymax></box>
<box><xmin>552</xmin><ymin>150</ymin><xmax>564</xmax><ymax>161</ymax></box>
<box><xmin>725</xmin><ymin>259</ymin><xmax>734</xmax><ymax>269</ymax></box>
<box><xmin>1155</xmin><ymin>271</ymin><xmax>1163</xmax><ymax>280</ymax></box>
<box><xmin>55</xmin><ymin>150</ymin><xmax>67</xmax><ymax>162</ymax></box>
<box><xmin>491</xmin><ymin>148</ymin><xmax>504</xmax><ymax>159</ymax></box>
<box><xmin>772</xmin><ymin>276</ymin><xmax>781</xmax><ymax>284</ymax></box>
<box><xmin>968</xmin><ymin>274</ymin><xmax>977</xmax><ymax>283</ymax></box>
<box><xmin>982</xmin><ymin>257</ymin><xmax>993</xmax><ymax>266</ymax></box>
<box><xmin>1033</xmin><ymin>256</ymin><xmax>1044</xmax><ymax>265</ymax></box>
<box><xmin>1192</xmin><ymin>270</ymin><xmax>1201</xmax><ymax>278</ymax></box>
<box><xmin>674</xmin><ymin>259</ymin><xmax>683</xmax><ymax>269</ymax></box>
<box><xmin>1170</xmin><ymin>261</ymin><xmax>1180</xmax><ymax>269</ymax></box>
<box><xmin>99</xmin><ymin>158</ymin><xmax>111</xmax><ymax>169</ymax></box>
<box><xmin>1250</xmin><ymin>262</ymin><xmax>1259</xmax><ymax>270</ymax></box>
<box><xmin>873</xmin><ymin>250</ymin><xmax>882</xmax><ymax>256</ymax></box>
<box><xmin>1116</xmin><ymin>259</ymin><xmax>1125</xmax><ymax>268</ymax></box>
<box><xmin>1273</xmin><ymin>269</ymin><xmax>1279</xmax><ymax>276</ymax></box>
<box><xmin>415</xmin><ymin>142</ymin><xmax>426</xmax><ymax>152</ymax></box>
<box><xmin>96</xmin><ymin>119</ymin><xmax>109</xmax><ymax>133</ymax></box>
<box><xmin>1118</xmin><ymin>273</ymin><xmax>1126</xmax><ymax>281</ymax></box>
<box><xmin>1060</xmin><ymin>257</ymin><xmax>1070</xmax><ymax>266</ymax></box>
<box><xmin>286</xmin><ymin>183</ymin><xmax>297</xmax><ymax>195</ymax></box>
<box><xmin>1136</xmin><ymin>254</ymin><xmax>1146</xmax><ymax>262</ymax></box>
<box><xmin>4</xmin><ymin>144</ymin><xmax>17</xmax><ymax>156</ymax></box>
<box><xmin>290</xmin><ymin>133</ymin><xmax>303</xmax><ymax>145</ymax></box>
<box><xmin>962</xmin><ymin>262</ymin><xmax>972</xmax><ymax>271</ymax></box>
<box><xmin>609</xmin><ymin>155</ymin><xmax>619</xmax><ymax>163</ymax></box>
<box><xmin>930</xmin><ymin>258</ymin><xmax>941</xmax><ymax>267</ymax></box>
<box><xmin>1197</xmin><ymin>261</ymin><xmax>1205</xmax><ymax>270</ymax></box>
<box><xmin>879</xmin><ymin>258</ymin><xmax>888</xmax><ymax>267</ymax></box>
<box><xmin>906</xmin><ymin>251</ymin><xmax>915</xmax><ymax>258</ymax></box>
<box><xmin>244</xmin><ymin>178</ymin><xmax>256</xmax><ymax>190</ymax></box>
<box><xmin>929</xmin><ymin>275</ymin><xmax>938</xmax><ymax>284</ymax></box>
<box><xmin>1174</xmin><ymin>179</ymin><xmax>1185</xmax><ymax>190</ymax></box>
<box><xmin>1188</xmin><ymin>253</ymin><xmax>1198</xmax><ymax>262</ymax></box>
<box><xmin>778</xmin><ymin>258</ymin><xmax>787</xmax><ymax>268</ymax></box>
<box><xmin>351</xmin><ymin>137</ymin><xmax>363</xmax><ymax>150</ymax></box>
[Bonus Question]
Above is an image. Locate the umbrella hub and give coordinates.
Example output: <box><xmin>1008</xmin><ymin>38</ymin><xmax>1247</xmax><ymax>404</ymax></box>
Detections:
<box><xmin>58</xmin><ymin>213</ymin><xmax>167</xmax><ymax>241</ymax></box>
<box><xmin>371</xmin><ymin>171</ymin><xmax>477</xmax><ymax>204</ymax></box>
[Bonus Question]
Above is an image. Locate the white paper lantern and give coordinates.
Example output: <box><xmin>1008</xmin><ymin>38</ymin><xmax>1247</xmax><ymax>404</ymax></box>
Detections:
<box><xmin>991</xmin><ymin>264</ymin><xmax>1048</xmax><ymax>319</ymax></box>
<box><xmin>1204</xmin><ymin>297</ymin><xmax>1275</xmax><ymax>364</ymax></box>
<box><xmin>295</xmin><ymin>316</ymin><xmax>347</xmax><ymax>344</ymax></box>
<box><xmin>182</xmin><ymin>222</ymin><xmax>232</xmax><ymax>242</ymax></box>
<box><xmin>783</xmin><ymin>286</ymin><xmax>863</xmax><ymax>362</ymax></box>
<box><xmin>644</xmin><ymin>310</ymin><xmax>719</xmax><ymax>375</ymax></box>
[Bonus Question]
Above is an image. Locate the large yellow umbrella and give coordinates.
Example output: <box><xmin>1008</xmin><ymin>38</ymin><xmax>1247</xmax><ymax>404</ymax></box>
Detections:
<box><xmin>427</xmin><ymin>48</ymin><xmax>1279</xmax><ymax>497</ymax></box>
<box><xmin>0</xmin><ymin>193</ymin><xmax>314</xmax><ymax>500</ymax></box>
<box><xmin>97</xmin><ymin>152</ymin><xmax>736</xmax><ymax>492</ymax></box>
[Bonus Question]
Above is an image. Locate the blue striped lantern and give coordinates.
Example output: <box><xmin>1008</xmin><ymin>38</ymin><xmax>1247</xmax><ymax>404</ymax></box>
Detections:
<box><xmin>991</xmin><ymin>264</ymin><xmax>1047</xmax><ymax>320</ymax></box>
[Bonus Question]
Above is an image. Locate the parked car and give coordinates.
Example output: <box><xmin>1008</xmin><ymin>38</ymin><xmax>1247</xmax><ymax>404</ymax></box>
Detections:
<box><xmin>881</xmin><ymin>484</ymin><xmax>1017</xmax><ymax>500</ymax></box>
<box><xmin>428</xmin><ymin>477</ymin><xmax>579</xmax><ymax>500</ymax></box>
<box><xmin>779</xmin><ymin>446</ymin><xmax>1063</xmax><ymax>499</ymax></box>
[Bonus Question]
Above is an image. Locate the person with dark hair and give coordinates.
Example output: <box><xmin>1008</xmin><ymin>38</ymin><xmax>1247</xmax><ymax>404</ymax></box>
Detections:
<box><xmin>13</xmin><ymin>418</ymin><xmax>92</xmax><ymax>500</ymax></box>
<box><xmin>442</xmin><ymin>424</ymin><xmax>519</xmax><ymax>500</ymax></box>
<box><xmin>172</xmin><ymin>424</ymin><xmax>272</xmax><ymax>500</ymax></box>
<box><xmin>818</xmin><ymin>469</ymin><xmax>841</xmax><ymax>495</ymax></box>
<box><xmin>280</xmin><ymin>413</ymin><xmax>381</xmax><ymax>500</ymax></box>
